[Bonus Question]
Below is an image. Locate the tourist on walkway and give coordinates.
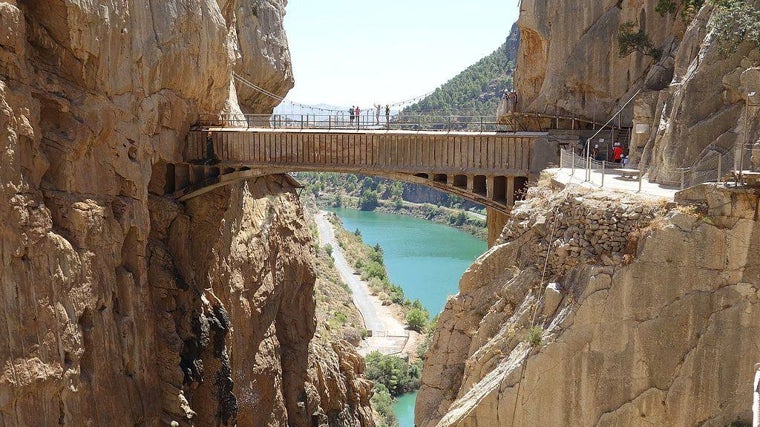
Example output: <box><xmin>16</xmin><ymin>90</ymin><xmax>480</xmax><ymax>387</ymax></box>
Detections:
<box><xmin>385</xmin><ymin>105</ymin><xmax>390</xmax><ymax>127</ymax></box>
<box><xmin>613</xmin><ymin>143</ymin><xmax>624</xmax><ymax>163</ymax></box>
<box><xmin>504</xmin><ymin>90</ymin><xmax>518</xmax><ymax>114</ymax></box>
<box><xmin>355</xmin><ymin>106</ymin><xmax>361</xmax><ymax>127</ymax></box>
<box><xmin>374</xmin><ymin>104</ymin><xmax>382</xmax><ymax>125</ymax></box>
<box><xmin>349</xmin><ymin>106</ymin><xmax>355</xmax><ymax>125</ymax></box>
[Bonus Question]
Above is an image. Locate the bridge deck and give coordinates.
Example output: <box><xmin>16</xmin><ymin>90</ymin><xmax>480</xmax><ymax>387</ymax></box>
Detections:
<box><xmin>188</xmin><ymin>127</ymin><xmax>545</xmax><ymax>175</ymax></box>
<box><xmin>177</xmin><ymin>127</ymin><xmax>552</xmax><ymax>213</ymax></box>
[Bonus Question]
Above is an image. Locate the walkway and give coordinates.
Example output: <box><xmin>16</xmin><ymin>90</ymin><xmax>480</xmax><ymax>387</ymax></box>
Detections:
<box><xmin>547</xmin><ymin>167</ymin><xmax>679</xmax><ymax>200</ymax></box>
<box><xmin>314</xmin><ymin>212</ymin><xmax>412</xmax><ymax>356</ymax></box>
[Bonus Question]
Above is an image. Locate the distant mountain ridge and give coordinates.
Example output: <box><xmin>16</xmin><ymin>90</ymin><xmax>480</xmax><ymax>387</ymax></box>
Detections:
<box><xmin>402</xmin><ymin>23</ymin><xmax>519</xmax><ymax>118</ymax></box>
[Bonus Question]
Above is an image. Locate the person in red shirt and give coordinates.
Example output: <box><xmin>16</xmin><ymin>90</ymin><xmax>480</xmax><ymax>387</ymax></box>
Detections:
<box><xmin>613</xmin><ymin>143</ymin><xmax>624</xmax><ymax>163</ymax></box>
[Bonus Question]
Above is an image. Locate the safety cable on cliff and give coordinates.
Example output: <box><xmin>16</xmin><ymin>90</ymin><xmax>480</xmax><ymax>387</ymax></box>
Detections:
<box><xmin>232</xmin><ymin>72</ymin><xmax>435</xmax><ymax>113</ymax></box>
<box><xmin>511</xmin><ymin>203</ymin><xmax>561</xmax><ymax>427</ymax></box>
<box><xmin>233</xmin><ymin>72</ymin><xmax>287</xmax><ymax>102</ymax></box>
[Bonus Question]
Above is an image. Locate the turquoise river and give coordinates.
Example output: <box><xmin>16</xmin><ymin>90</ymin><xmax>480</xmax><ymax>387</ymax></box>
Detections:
<box><xmin>329</xmin><ymin>208</ymin><xmax>487</xmax><ymax>427</ymax></box>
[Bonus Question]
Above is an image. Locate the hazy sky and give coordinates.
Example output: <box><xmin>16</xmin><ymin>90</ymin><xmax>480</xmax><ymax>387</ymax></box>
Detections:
<box><xmin>282</xmin><ymin>0</ymin><xmax>520</xmax><ymax>109</ymax></box>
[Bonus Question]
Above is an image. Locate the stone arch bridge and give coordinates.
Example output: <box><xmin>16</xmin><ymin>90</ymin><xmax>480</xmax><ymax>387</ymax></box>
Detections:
<box><xmin>166</xmin><ymin>126</ymin><xmax>554</xmax><ymax>215</ymax></box>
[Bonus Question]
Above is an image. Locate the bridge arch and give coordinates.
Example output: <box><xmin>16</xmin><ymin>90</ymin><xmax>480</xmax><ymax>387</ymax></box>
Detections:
<box><xmin>167</xmin><ymin>127</ymin><xmax>553</xmax><ymax>214</ymax></box>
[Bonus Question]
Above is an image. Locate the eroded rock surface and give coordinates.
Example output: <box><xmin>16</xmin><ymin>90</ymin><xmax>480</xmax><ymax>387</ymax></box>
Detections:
<box><xmin>0</xmin><ymin>1</ymin><xmax>371</xmax><ymax>425</ymax></box>
<box><xmin>416</xmin><ymin>182</ymin><xmax>760</xmax><ymax>427</ymax></box>
<box><xmin>511</xmin><ymin>0</ymin><xmax>760</xmax><ymax>183</ymax></box>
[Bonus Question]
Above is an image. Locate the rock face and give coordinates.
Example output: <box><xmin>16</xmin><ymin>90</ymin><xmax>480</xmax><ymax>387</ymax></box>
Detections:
<box><xmin>515</xmin><ymin>0</ymin><xmax>676</xmax><ymax>121</ymax></box>
<box><xmin>512</xmin><ymin>0</ymin><xmax>760</xmax><ymax>183</ymax></box>
<box><xmin>637</xmin><ymin>6</ymin><xmax>760</xmax><ymax>184</ymax></box>
<box><xmin>0</xmin><ymin>1</ymin><xmax>371</xmax><ymax>425</ymax></box>
<box><xmin>416</xmin><ymin>182</ymin><xmax>760</xmax><ymax>426</ymax></box>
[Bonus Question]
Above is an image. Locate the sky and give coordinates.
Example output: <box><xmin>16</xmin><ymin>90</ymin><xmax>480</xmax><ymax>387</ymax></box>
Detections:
<box><xmin>282</xmin><ymin>0</ymin><xmax>520</xmax><ymax>110</ymax></box>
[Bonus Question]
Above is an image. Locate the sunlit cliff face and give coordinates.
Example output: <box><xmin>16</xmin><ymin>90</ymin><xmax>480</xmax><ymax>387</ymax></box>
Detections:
<box><xmin>515</xmin><ymin>0</ymin><xmax>673</xmax><ymax>120</ymax></box>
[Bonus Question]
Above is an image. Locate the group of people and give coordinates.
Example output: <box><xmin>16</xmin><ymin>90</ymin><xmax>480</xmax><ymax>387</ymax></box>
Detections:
<box><xmin>502</xmin><ymin>90</ymin><xmax>518</xmax><ymax>113</ymax></box>
<box><xmin>585</xmin><ymin>140</ymin><xmax>627</xmax><ymax>164</ymax></box>
<box><xmin>349</xmin><ymin>104</ymin><xmax>391</xmax><ymax>126</ymax></box>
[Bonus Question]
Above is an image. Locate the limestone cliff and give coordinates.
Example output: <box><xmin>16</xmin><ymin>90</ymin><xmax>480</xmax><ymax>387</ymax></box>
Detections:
<box><xmin>0</xmin><ymin>0</ymin><xmax>371</xmax><ymax>425</ymax></box>
<box><xmin>512</xmin><ymin>0</ymin><xmax>760</xmax><ymax>184</ymax></box>
<box><xmin>515</xmin><ymin>0</ymin><xmax>676</xmax><ymax>121</ymax></box>
<box><xmin>416</xmin><ymin>180</ymin><xmax>760</xmax><ymax>426</ymax></box>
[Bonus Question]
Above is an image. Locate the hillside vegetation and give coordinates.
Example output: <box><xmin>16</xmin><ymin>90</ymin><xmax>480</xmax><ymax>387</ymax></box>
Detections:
<box><xmin>401</xmin><ymin>23</ymin><xmax>519</xmax><ymax>117</ymax></box>
<box><xmin>295</xmin><ymin>172</ymin><xmax>488</xmax><ymax>239</ymax></box>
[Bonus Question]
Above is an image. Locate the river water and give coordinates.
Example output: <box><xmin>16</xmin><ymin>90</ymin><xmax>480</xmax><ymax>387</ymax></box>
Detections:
<box><xmin>328</xmin><ymin>208</ymin><xmax>487</xmax><ymax>427</ymax></box>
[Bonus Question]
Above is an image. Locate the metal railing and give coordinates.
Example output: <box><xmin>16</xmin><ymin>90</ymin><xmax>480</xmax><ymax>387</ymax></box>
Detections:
<box><xmin>560</xmin><ymin>148</ymin><xmax>642</xmax><ymax>191</ymax></box>
<box><xmin>559</xmin><ymin>144</ymin><xmax>740</xmax><ymax>192</ymax></box>
<box><xmin>676</xmin><ymin>145</ymin><xmax>736</xmax><ymax>189</ymax></box>
<box><xmin>498</xmin><ymin>110</ymin><xmax>627</xmax><ymax>132</ymax></box>
<box><xmin>197</xmin><ymin>113</ymin><xmax>515</xmax><ymax>133</ymax></box>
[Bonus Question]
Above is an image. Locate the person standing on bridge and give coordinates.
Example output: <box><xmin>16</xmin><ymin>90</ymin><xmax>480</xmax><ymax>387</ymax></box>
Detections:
<box><xmin>349</xmin><ymin>106</ymin><xmax>355</xmax><ymax>125</ymax></box>
<box><xmin>385</xmin><ymin>104</ymin><xmax>390</xmax><ymax>127</ymax></box>
<box><xmin>374</xmin><ymin>104</ymin><xmax>381</xmax><ymax>125</ymax></box>
<box><xmin>613</xmin><ymin>142</ymin><xmax>624</xmax><ymax>163</ymax></box>
<box><xmin>355</xmin><ymin>106</ymin><xmax>361</xmax><ymax>128</ymax></box>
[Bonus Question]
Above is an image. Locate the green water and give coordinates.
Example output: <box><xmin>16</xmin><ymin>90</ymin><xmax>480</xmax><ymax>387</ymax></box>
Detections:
<box><xmin>329</xmin><ymin>208</ymin><xmax>487</xmax><ymax>315</ymax></box>
<box><xmin>328</xmin><ymin>208</ymin><xmax>487</xmax><ymax>427</ymax></box>
<box><xmin>392</xmin><ymin>391</ymin><xmax>418</xmax><ymax>427</ymax></box>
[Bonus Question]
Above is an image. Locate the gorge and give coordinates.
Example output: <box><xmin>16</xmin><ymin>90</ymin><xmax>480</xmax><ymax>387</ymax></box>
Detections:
<box><xmin>1</xmin><ymin>0</ymin><xmax>760</xmax><ymax>426</ymax></box>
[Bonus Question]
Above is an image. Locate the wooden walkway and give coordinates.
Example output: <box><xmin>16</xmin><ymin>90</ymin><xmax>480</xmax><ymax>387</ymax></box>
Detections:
<box><xmin>172</xmin><ymin>127</ymin><xmax>552</xmax><ymax>213</ymax></box>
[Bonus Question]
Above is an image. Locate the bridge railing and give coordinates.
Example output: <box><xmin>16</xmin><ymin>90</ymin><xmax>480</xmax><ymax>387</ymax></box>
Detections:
<box><xmin>197</xmin><ymin>113</ymin><xmax>514</xmax><ymax>133</ymax></box>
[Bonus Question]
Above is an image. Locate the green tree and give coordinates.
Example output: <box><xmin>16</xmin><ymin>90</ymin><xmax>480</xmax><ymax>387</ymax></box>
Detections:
<box><xmin>617</xmin><ymin>21</ymin><xmax>663</xmax><ymax>60</ymax></box>
<box><xmin>405</xmin><ymin>307</ymin><xmax>429</xmax><ymax>333</ymax></box>
<box><xmin>370</xmin><ymin>384</ymin><xmax>399</xmax><ymax>427</ymax></box>
<box><xmin>711</xmin><ymin>0</ymin><xmax>760</xmax><ymax>53</ymax></box>
<box><xmin>365</xmin><ymin>351</ymin><xmax>421</xmax><ymax>396</ymax></box>
<box><xmin>358</xmin><ymin>190</ymin><xmax>379</xmax><ymax>211</ymax></box>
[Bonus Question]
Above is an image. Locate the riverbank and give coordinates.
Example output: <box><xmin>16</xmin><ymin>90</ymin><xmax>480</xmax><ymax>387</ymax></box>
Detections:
<box><xmin>330</xmin><ymin>196</ymin><xmax>487</xmax><ymax>240</ymax></box>
<box><xmin>315</xmin><ymin>211</ymin><xmax>422</xmax><ymax>357</ymax></box>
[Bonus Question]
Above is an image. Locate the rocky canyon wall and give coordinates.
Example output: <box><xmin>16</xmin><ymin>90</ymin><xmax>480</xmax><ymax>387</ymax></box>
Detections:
<box><xmin>513</xmin><ymin>0</ymin><xmax>760</xmax><ymax>184</ymax></box>
<box><xmin>416</xmin><ymin>180</ymin><xmax>760</xmax><ymax>426</ymax></box>
<box><xmin>515</xmin><ymin>0</ymin><xmax>677</xmax><ymax>122</ymax></box>
<box><xmin>0</xmin><ymin>1</ymin><xmax>371</xmax><ymax>425</ymax></box>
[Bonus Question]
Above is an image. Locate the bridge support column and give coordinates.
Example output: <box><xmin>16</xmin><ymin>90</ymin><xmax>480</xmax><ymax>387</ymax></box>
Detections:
<box><xmin>486</xmin><ymin>207</ymin><xmax>509</xmax><ymax>247</ymax></box>
<box><xmin>506</xmin><ymin>176</ymin><xmax>515</xmax><ymax>206</ymax></box>
<box><xmin>486</xmin><ymin>176</ymin><xmax>495</xmax><ymax>199</ymax></box>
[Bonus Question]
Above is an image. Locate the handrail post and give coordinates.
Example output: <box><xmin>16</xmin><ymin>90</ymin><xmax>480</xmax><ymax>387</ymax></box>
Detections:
<box><xmin>754</xmin><ymin>363</ymin><xmax>760</xmax><ymax>427</ymax></box>
<box><xmin>447</xmin><ymin>115</ymin><xmax>451</xmax><ymax>132</ymax></box>
<box><xmin>717</xmin><ymin>155</ymin><xmax>722</xmax><ymax>183</ymax></box>
<box><xmin>480</xmin><ymin>117</ymin><xmax>484</xmax><ymax>132</ymax></box>
<box><xmin>587</xmin><ymin>149</ymin><xmax>592</xmax><ymax>182</ymax></box>
<box><xmin>300</xmin><ymin>115</ymin><xmax>304</xmax><ymax>130</ymax></box>
<box><xmin>571</xmin><ymin>151</ymin><xmax>575</xmax><ymax>177</ymax></box>
<box><xmin>601</xmin><ymin>161</ymin><xmax>605</xmax><ymax>187</ymax></box>
<box><xmin>328</xmin><ymin>116</ymin><xmax>332</xmax><ymax>131</ymax></box>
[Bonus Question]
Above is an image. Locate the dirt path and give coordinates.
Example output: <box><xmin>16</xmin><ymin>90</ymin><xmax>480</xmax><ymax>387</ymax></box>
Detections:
<box><xmin>315</xmin><ymin>211</ymin><xmax>418</xmax><ymax>356</ymax></box>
